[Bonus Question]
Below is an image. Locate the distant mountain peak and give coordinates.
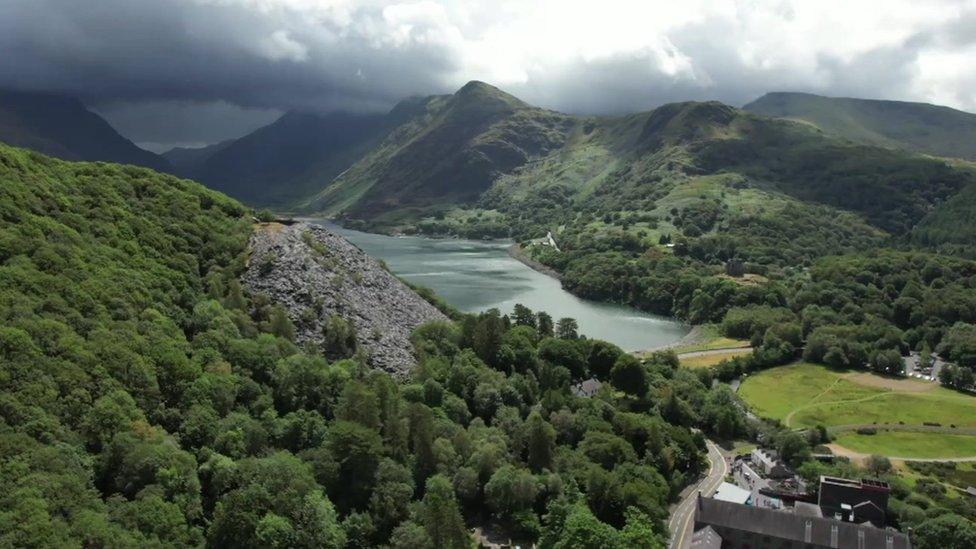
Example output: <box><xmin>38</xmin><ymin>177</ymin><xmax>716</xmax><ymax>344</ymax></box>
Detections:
<box><xmin>452</xmin><ymin>80</ymin><xmax>527</xmax><ymax>109</ymax></box>
<box><xmin>456</xmin><ymin>80</ymin><xmax>500</xmax><ymax>95</ymax></box>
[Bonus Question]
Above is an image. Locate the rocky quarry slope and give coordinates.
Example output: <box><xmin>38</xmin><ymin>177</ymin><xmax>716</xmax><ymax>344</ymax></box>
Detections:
<box><xmin>242</xmin><ymin>222</ymin><xmax>446</xmax><ymax>375</ymax></box>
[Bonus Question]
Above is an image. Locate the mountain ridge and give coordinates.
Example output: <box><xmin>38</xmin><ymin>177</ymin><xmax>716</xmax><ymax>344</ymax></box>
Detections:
<box><xmin>744</xmin><ymin>91</ymin><xmax>976</xmax><ymax>160</ymax></box>
<box><xmin>0</xmin><ymin>89</ymin><xmax>173</xmax><ymax>172</ymax></box>
<box><xmin>302</xmin><ymin>80</ymin><xmax>577</xmax><ymax>219</ymax></box>
<box><xmin>303</xmin><ymin>86</ymin><xmax>976</xmax><ymax>252</ymax></box>
<box><xmin>181</xmin><ymin>110</ymin><xmax>394</xmax><ymax>207</ymax></box>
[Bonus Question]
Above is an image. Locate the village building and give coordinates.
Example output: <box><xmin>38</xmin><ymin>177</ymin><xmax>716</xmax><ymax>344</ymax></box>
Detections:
<box><xmin>751</xmin><ymin>448</ymin><xmax>794</xmax><ymax>479</ymax></box>
<box><xmin>818</xmin><ymin>476</ymin><xmax>891</xmax><ymax>528</ymax></box>
<box><xmin>693</xmin><ymin>494</ymin><xmax>912</xmax><ymax>549</ymax></box>
<box><xmin>713</xmin><ymin>482</ymin><xmax>752</xmax><ymax>505</ymax></box>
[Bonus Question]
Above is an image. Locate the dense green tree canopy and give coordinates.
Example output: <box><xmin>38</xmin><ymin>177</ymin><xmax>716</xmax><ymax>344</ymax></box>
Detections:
<box><xmin>0</xmin><ymin>145</ymin><xmax>715</xmax><ymax>547</ymax></box>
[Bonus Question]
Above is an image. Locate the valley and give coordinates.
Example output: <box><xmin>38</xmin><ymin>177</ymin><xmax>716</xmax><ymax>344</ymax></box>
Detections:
<box><xmin>4</xmin><ymin>78</ymin><xmax>976</xmax><ymax>549</ymax></box>
<box><xmin>6</xmin><ymin>3</ymin><xmax>976</xmax><ymax>546</ymax></box>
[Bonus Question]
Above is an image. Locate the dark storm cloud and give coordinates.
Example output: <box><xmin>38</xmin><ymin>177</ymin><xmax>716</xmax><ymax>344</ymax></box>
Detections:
<box><xmin>0</xmin><ymin>0</ymin><xmax>456</xmax><ymax>110</ymax></box>
<box><xmin>0</xmin><ymin>0</ymin><xmax>465</xmax><ymax>143</ymax></box>
<box><xmin>1</xmin><ymin>0</ymin><xmax>974</xmax><ymax>145</ymax></box>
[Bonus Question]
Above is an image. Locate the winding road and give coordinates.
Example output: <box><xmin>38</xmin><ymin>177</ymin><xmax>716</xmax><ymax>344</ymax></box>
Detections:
<box><xmin>668</xmin><ymin>439</ymin><xmax>728</xmax><ymax>549</ymax></box>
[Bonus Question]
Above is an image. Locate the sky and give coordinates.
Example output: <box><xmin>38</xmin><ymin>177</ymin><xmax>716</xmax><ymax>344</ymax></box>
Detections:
<box><xmin>2</xmin><ymin>0</ymin><xmax>974</xmax><ymax>151</ymax></box>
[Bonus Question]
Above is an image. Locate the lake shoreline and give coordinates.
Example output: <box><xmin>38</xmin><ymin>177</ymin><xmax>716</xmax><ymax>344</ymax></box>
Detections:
<box><xmin>634</xmin><ymin>325</ymin><xmax>709</xmax><ymax>356</ymax></box>
<box><xmin>507</xmin><ymin>243</ymin><xmax>564</xmax><ymax>281</ymax></box>
<box><xmin>306</xmin><ymin>217</ymin><xmax>690</xmax><ymax>350</ymax></box>
<box><xmin>507</xmin><ymin>243</ymin><xmax>700</xmax><ymax>353</ymax></box>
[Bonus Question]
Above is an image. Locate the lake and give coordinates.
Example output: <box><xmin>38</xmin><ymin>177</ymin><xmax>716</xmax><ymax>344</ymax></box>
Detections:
<box><xmin>310</xmin><ymin>220</ymin><xmax>689</xmax><ymax>351</ymax></box>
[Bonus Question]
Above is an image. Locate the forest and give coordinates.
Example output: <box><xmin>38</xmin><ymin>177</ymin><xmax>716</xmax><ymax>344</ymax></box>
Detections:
<box><xmin>0</xmin><ymin>144</ymin><xmax>747</xmax><ymax>547</ymax></box>
<box><xmin>3</xmin><ymin>133</ymin><xmax>976</xmax><ymax>548</ymax></box>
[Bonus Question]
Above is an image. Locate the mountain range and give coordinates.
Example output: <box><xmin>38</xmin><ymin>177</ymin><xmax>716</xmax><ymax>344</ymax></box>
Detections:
<box><xmin>3</xmin><ymin>84</ymin><xmax>976</xmax><ymax>250</ymax></box>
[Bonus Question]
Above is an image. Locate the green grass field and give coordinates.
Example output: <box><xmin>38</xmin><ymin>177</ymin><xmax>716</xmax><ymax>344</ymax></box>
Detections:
<box><xmin>834</xmin><ymin>431</ymin><xmax>976</xmax><ymax>459</ymax></box>
<box><xmin>739</xmin><ymin>362</ymin><xmax>976</xmax><ymax>458</ymax></box>
<box><xmin>739</xmin><ymin>362</ymin><xmax>976</xmax><ymax>428</ymax></box>
<box><xmin>793</xmin><ymin>391</ymin><xmax>976</xmax><ymax>428</ymax></box>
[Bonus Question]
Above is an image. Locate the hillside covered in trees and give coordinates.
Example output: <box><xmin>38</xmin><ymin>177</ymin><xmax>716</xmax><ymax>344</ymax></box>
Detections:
<box><xmin>0</xmin><ymin>144</ymin><xmax>746</xmax><ymax>547</ymax></box>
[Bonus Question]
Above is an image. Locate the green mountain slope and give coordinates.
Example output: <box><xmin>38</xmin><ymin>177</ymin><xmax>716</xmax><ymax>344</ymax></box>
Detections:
<box><xmin>301</xmin><ymin>81</ymin><xmax>577</xmax><ymax>218</ymax></box>
<box><xmin>744</xmin><ymin>92</ymin><xmax>976</xmax><ymax>160</ymax></box>
<box><xmin>319</xmin><ymin>86</ymin><xmax>975</xmax><ymax>250</ymax></box>
<box><xmin>182</xmin><ymin>110</ymin><xmax>398</xmax><ymax>207</ymax></box>
<box><xmin>162</xmin><ymin>138</ymin><xmax>236</xmax><ymax>173</ymax></box>
<box><xmin>914</xmin><ymin>176</ymin><xmax>976</xmax><ymax>247</ymax></box>
<box><xmin>0</xmin><ymin>89</ymin><xmax>172</xmax><ymax>172</ymax></box>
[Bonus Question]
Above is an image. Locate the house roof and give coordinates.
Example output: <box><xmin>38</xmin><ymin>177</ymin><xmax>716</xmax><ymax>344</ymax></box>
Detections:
<box><xmin>570</xmin><ymin>378</ymin><xmax>602</xmax><ymax>397</ymax></box>
<box><xmin>794</xmin><ymin>501</ymin><xmax>823</xmax><ymax>518</ymax></box>
<box><xmin>713</xmin><ymin>482</ymin><xmax>752</xmax><ymax>505</ymax></box>
<box><xmin>820</xmin><ymin>476</ymin><xmax>890</xmax><ymax>492</ymax></box>
<box><xmin>691</xmin><ymin>525</ymin><xmax>722</xmax><ymax>549</ymax></box>
<box><xmin>695</xmin><ymin>495</ymin><xmax>911</xmax><ymax>549</ymax></box>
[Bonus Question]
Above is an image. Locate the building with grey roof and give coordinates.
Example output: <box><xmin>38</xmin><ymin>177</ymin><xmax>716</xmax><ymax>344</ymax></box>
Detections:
<box><xmin>751</xmin><ymin>448</ymin><xmax>793</xmax><ymax>479</ymax></box>
<box><xmin>570</xmin><ymin>378</ymin><xmax>601</xmax><ymax>397</ymax></box>
<box><xmin>691</xmin><ymin>525</ymin><xmax>722</xmax><ymax>549</ymax></box>
<box><xmin>693</xmin><ymin>494</ymin><xmax>911</xmax><ymax>549</ymax></box>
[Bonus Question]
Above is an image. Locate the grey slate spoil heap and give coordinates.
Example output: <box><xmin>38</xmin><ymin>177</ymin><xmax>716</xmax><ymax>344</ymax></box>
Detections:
<box><xmin>242</xmin><ymin>222</ymin><xmax>447</xmax><ymax>376</ymax></box>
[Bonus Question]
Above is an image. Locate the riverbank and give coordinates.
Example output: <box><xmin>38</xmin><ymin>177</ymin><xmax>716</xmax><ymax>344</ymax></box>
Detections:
<box><xmin>507</xmin><ymin>243</ymin><xmax>564</xmax><ymax>281</ymax></box>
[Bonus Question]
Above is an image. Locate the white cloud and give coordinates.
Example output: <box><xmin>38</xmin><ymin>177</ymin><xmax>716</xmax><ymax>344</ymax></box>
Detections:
<box><xmin>258</xmin><ymin>30</ymin><xmax>309</xmax><ymax>62</ymax></box>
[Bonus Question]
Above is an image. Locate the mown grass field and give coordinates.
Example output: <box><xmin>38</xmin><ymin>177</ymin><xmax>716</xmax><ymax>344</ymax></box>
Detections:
<box><xmin>739</xmin><ymin>362</ymin><xmax>976</xmax><ymax>428</ymax></box>
<box><xmin>834</xmin><ymin>431</ymin><xmax>976</xmax><ymax>459</ymax></box>
<box><xmin>740</xmin><ymin>362</ymin><xmax>976</xmax><ymax>458</ymax></box>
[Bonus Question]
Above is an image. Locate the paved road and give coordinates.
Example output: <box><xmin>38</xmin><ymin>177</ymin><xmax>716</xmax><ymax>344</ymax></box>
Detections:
<box><xmin>634</xmin><ymin>345</ymin><xmax>753</xmax><ymax>361</ymax></box>
<box><xmin>675</xmin><ymin>347</ymin><xmax>753</xmax><ymax>359</ymax></box>
<box><xmin>668</xmin><ymin>439</ymin><xmax>728</xmax><ymax>549</ymax></box>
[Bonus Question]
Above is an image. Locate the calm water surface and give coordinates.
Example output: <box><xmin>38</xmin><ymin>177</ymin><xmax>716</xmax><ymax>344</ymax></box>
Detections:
<box><xmin>310</xmin><ymin>220</ymin><xmax>689</xmax><ymax>351</ymax></box>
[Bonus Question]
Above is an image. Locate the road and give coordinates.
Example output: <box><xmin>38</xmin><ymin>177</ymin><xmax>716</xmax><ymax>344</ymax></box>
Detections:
<box><xmin>675</xmin><ymin>347</ymin><xmax>753</xmax><ymax>359</ymax></box>
<box><xmin>634</xmin><ymin>345</ymin><xmax>753</xmax><ymax>361</ymax></box>
<box><xmin>668</xmin><ymin>439</ymin><xmax>728</xmax><ymax>549</ymax></box>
